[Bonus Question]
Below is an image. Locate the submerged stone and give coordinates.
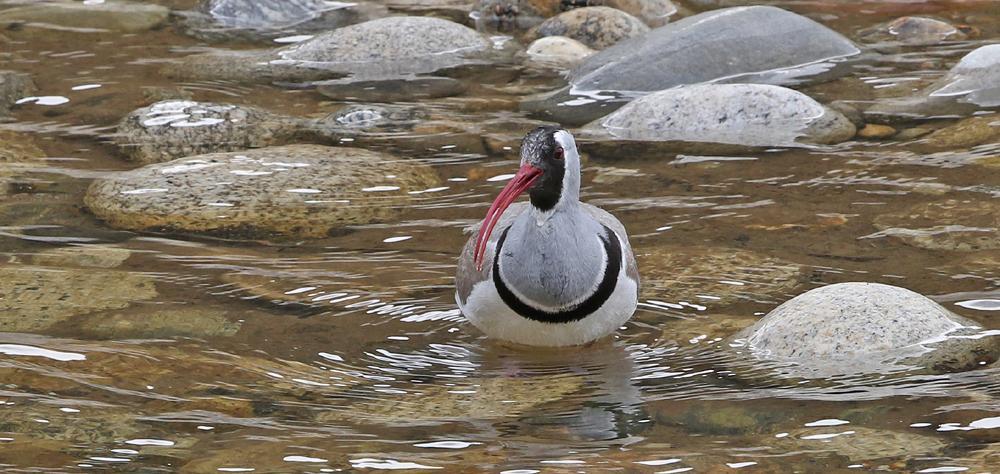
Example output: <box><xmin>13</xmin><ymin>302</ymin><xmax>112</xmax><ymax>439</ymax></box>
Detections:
<box><xmin>524</xmin><ymin>6</ymin><xmax>860</xmax><ymax>124</ymax></box>
<box><xmin>528</xmin><ymin>7</ymin><xmax>648</xmax><ymax>50</ymax></box>
<box><xmin>0</xmin><ymin>265</ymin><xmax>158</xmax><ymax>333</ymax></box>
<box><xmin>581</xmin><ymin>0</ymin><xmax>678</xmax><ymax>27</ymax></box>
<box><xmin>867</xmin><ymin>45</ymin><xmax>1000</xmax><ymax>121</ymax></box>
<box><xmin>473</xmin><ymin>0</ymin><xmax>562</xmax><ymax>31</ymax></box>
<box><xmin>0</xmin><ymin>70</ymin><xmax>36</xmax><ymax>117</ymax></box>
<box><xmin>115</xmin><ymin>100</ymin><xmax>300</xmax><ymax>164</ymax></box>
<box><xmin>524</xmin><ymin>36</ymin><xmax>596</xmax><ymax>72</ymax></box>
<box><xmin>922</xmin><ymin>115</ymin><xmax>1000</xmax><ymax>150</ymax></box>
<box><xmin>77</xmin><ymin>307</ymin><xmax>242</xmax><ymax>339</ymax></box>
<box><xmin>583</xmin><ymin>84</ymin><xmax>856</xmax><ymax>150</ymax></box>
<box><xmin>859</xmin><ymin>16</ymin><xmax>970</xmax><ymax>45</ymax></box>
<box><xmin>871</xmin><ymin>198</ymin><xmax>999</xmax><ymax>251</ymax></box>
<box><xmin>731</xmin><ymin>282</ymin><xmax>1000</xmax><ymax>376</ymax></box>
<box><xmin>84</xmin><ymin>145</ymin><xmax>441</xmax><ymax>239</ymax></box>
<box><xmin>0</xmin><ymin>1</ymin><xmax>169</xmax><ymax>33</ymax></box>
<box><xmin>166</xmin><ymin>16</ymin><xmax>492</xmax><ymax>86</ymax></box>
<box><xmin>180</xmin><ymin>0</ymin><xmax>383</xmax><ymax>42</ymax></box>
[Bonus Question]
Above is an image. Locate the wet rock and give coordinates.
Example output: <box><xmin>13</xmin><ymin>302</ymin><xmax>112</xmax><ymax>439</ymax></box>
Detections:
<box><xmin>0</xmin><ymin>1</ymin><xmax>169</xmax><ymax>33</ymax></box>
<box><xmin>321</xmin><ymin>375</ymin><xmax>583</xmax><ymax>425</ymax></box>
<box><xmin>896</xmin><ymin>127</ymin><xmax>933</xmax><ymax>140</ymax></box>
<box><xmin>638</xmin><ymin>245</ymin><xmax>805</xmax><ymax>306</ymax></box>
<box><xmin>922</xmin><ymin>115</ymin><xmax>1000</xmax><ymax>150</ymax></box>
<box><xmin>524</xmin><ymin>36</ymin><xmax>595</xmax><ymax>71</ymax></box>
<box><xmin>0</xmin><ymin>265</ymin><xmax>158</xmax><ymax>333</ymax></box>
<box><xmin>528</xmin><ymin>7</ymin><xmax>648</xmax><ymax>50</ymax></box>
<box><xmin>776</xmin><ymin>427</ymin><xmax>946</xmax><ymax>462</ymax></box>
<box><xmin>165</xmin><ymin>16</ymin><xmax>492</xmax><ymax>86</ymax></box>
<box><xmin>31</xmin><ymin>244</ymin><xmax>132</xmax><ymax>269</ymax></box>
<box><xmin>179</xmin><ymin>0</ymin><xmax>384</xmax><ymax>42</ymax></box>
<box><xmin>655</xmin><ymin>401</ymin><xmax>785</xmax><ymax>435</ymax></box>
<box><xmin>857</xmin><ymin>124</ymin><xmax>897</xmax><ymax>139</ymax></box>
<box><xmin>859</xmin><ymin>16</ymin><xmax>969</xmax><ymax>45</ymax></box>
<box><xmin>871</xmin><ymin>198</ymin><xmax>999</xmax><ymax>251</ymax></box>
<box><xmin>77</xmin><ymin>306</ymin><xmax>241</xmax><ymax>339</ymax></box>
<box><xmin>0</xmin><ymin>130</ymin><xmax>45</xmax><ymax>193</ymax></box>
<box><xmin>0</xmin><ymin>406</ymin><xmax>149</xmax><ymax>446</ymax></box>
<box><xmin>381</xmin><ymin>0</ymin><xmax>472</xmax><ymax>24</ymax></box>
<box><xmin>582</xmin><ymin>84</ymin><xmax>856</xmax><ymax>150</ymax></box>
<box><xmin>828</xmin><ymin>100</ymin><xmax>865</xmax><ymax>128</ymax></box>
<box><xmin>474</xmin><ymin>0</ymin><xmax>561</xmax><ymax>31</ymax></box>
<box><xmin>523</xmin><ymin>6</ymin><xmax>860</xmax><ymax>125</ymax></box>
<box><xmin>867</xmin><ymin>45</ymin><xmax>1000</xmax><ymax>122</ymax></box>
<box><xmin>115</xmin><ymin>100</ymin><xmax>301</xmax><ymax>164</ymax></box>
<box><xmin>84</xmin><ymin>145</ymin><xmax>441</xmax><ymax>239</ymax></box>
<box><xmin>0</xmin><ymin>70</ymin><xmax>36</xmax><ymax>117</ymax></box>
<box><xmin>316</xmin><ymin>76</ymin><xmax>467</xmax><ymax>101</ymax></box>
<box><xmin>574</xmin><ymin>0</ymin><xmax>678</xmax><ymax>27</ymax></box>
<box><xmin>730</xmin><ymin>282</ymin><xmax>1000</xmax><ymax>377</ymax></box>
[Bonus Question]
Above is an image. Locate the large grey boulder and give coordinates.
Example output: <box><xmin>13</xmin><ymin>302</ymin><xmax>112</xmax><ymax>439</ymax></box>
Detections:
<box><xmin>582</xmin><ymin>84</ymin><xmax>856</xmax><ymax>150</ymax></box>
<box><xmin>84</xmin><ymin>145</ymin><xmax>441</xmax><ymax>239</ymax></box>
<box><xmin>867</xmin><ymin>45</ymin><xmax>1000</xmax><ymax>122</ymax></box>
<box><xmin>523</xmin><ymin>5</ymin><xmax>861</xmax><ymax>124</ymax></box>
<box><xmin>165</xmin><ymin>16</ymin><xmax>493</xmax><ymax>88</ymax></box>
<box><xmin>730</xmin><ymin>282</ymin><xmax>1000</xmax><ymax>377</ymax></box>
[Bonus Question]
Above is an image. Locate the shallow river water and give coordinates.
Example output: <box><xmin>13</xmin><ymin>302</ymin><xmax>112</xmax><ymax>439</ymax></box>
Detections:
<box><xmin>1</xmin><ymin>0</ymin><xmax>999</xmax><ymax>472</ymax></box>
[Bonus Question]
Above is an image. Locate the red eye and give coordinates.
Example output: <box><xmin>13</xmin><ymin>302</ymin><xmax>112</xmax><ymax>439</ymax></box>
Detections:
<box><xmin>553</xmin><ymin>147</ymin><xmax>564</xmax><ymax>160</ymax></box>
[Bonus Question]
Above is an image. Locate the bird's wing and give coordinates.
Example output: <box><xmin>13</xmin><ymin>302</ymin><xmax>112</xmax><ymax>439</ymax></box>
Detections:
<box><xmin>581</xmin><ymin>203</ymin><xmax>640</xmax><ymax>286</ymax></box>
<box><xmin>455</xmin><ymin>202</ymin><xmax>529</xmax><ymax>305</ymax></box>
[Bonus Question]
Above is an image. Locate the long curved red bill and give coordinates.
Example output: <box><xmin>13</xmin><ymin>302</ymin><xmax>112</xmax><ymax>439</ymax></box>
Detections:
<box><xmin>473</xmin><ymin>164</ymin><xmax>543</xmax><ymax>271</ymax></box>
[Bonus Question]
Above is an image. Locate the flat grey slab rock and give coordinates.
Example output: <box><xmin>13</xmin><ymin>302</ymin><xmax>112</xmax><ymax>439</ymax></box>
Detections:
<box><xmin>867</xmin><ymin>44</ymin><xmax>1000</xmax><ymax>121</ymax></box>
<box><xmin>582</xmin><ymin>84</ymin><xmax>856</xmax><ymax>149</ymax></box>
<box><xmin>523</xmin><ymin>5</ymin><xmax>860</xmax><ymax>124</ymax></box>
<box><xmin>165</xmin><ymin>16</ymin><xmax>493</xmax><ymax>85</ymax></box>
<box><xmin>730</xmin><ymin>282</ymin><xmax>1000</xmax><ymax>377</ymax></box>
<box><xmin>84</xmin><ymin>145</ymin><xmax>441</xmax><ymax>239</ymax></box>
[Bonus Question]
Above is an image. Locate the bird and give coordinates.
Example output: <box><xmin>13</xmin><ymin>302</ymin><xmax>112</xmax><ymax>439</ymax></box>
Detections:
<box><xmin>455</xmin><ymin>126</ymin><xmax>639</xmax><ymax>347</ymax></box>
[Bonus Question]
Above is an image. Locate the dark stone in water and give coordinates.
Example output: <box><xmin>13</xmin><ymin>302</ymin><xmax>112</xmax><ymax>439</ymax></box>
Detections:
<box><xmin>522</xmin><ymin>5</ymin><xmax>861</xmax><ymax>125</ymax></box>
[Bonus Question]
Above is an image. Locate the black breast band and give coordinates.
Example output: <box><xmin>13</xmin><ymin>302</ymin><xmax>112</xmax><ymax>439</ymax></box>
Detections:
<box><xmin>492</xmin><ymin>225</ymin><xmax>622</xmax><ymax>324</ymax></box>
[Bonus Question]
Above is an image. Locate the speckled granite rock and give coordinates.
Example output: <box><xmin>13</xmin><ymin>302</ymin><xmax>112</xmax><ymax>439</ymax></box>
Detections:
<box><xmin>583</xmin><ymin>84</ymin><xmax>856</xmax><ymax>149</ymax></box>
<box><xmin>528</xmin><ymin>7</ymin><xmax>648</xmax><ymax>50</ymax></box>
<box><xmin>871</xmin><ymin>198</ymin><xmax>999</xmax><ymax>251</ymax></box>
<box><xmin>867</xmin><ymin>45</ymin><xmax>1000</xmax><ymax>121</ymax></box>
<box><xmin>922</xmin><ymin>115</ymin><xmax>1000</xmax><ymax>150</ymax></box>
<box><xmin>84</xmin><ymin>145</ymin><xmax>441</xmax><ymax>239</ymax></box>
<box><xmin>859</xmin><ymin>16</ymin><xmax>969</xmax><ymax>45</ymax></box>
<box><xmin>523</xmin><ymin>6</ymin><xmax>860</xmax><ymax>124</ymax></box>
<box><xmin>0</xmin><ymin>265</ymin><xmax>158</xmax><ymax>333</ymax></box>
<box><xmin>0</xmin><ymin>131</ymin><xmax>45</xmax><ymax>196</ymax></box>
<box><xmin>166</xmin><ymin>16</ymin><xmax>491</xmax><ymax>85</ymax></box>
<box><xmin>179</xmin><ymin>0</ymin><xmax>383</xmax><ymax>42</ymax></box>
<box><xmin>582</xmin><ymin>0</ymin><xmax>677</xmax><ymax>27</ymax></box>
<box><xmin>524</xmin><ymin>36</ymin><xmax>595</xmax><ymax>71</ymax></box>
<box><xmin>0</xmin><ymin>71</ymin><xmax>35</xmax><ymax>117</ymax></box>
<box><xmin>0</xmin><ymin>1</ymin><xmax>169</xmax><ymax>33</ymax></box>
<box><xmin>320</xmin><ymin>375</ymin><xmax>584</xmax><ymax>425</ymax></box>
<box><xmin>731</xmin><ymin>282</ymin><xmax>1000</xmax><ymax>376</ymax></box>
<box><xmin>638</xmin><ymin>245</ymin><xmax>805</xmax><ymax>306</ymax></box>
<box><xmin>31</xmin><ymin>244</ymin><xmax>132</xmax><ymax>269</ymax></box>
<box><xmin>115</xmin><ymin>100</ymin><xmax>300</xmax><ymax>164</ymax></box>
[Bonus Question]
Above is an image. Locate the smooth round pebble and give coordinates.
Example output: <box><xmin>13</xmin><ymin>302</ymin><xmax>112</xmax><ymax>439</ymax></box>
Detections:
<box><xmin>528</xmin><ymin>7</ymin><xmax>649</xmax><ymax>50</ymax></box>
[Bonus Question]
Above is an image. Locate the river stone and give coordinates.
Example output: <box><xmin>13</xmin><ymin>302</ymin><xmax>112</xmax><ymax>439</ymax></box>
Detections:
<box><xmin>31</xmin><ymin>244</ymin><xmax>132</xmax><ymax>269</ymax></box>
<box><xmin>871</xmin><ymin>198</ymin><xmax>999</xmax><ymax>251</ymax></box>
<box><xmin>524</xmin><ymin>36</ymin><xmax>595</xmax><ymax>71</ymax></box>
<box><xmin>859</xmin><ymin>16</ymin><xmax>969</xmax><ymax>45</ymax></box>
<box><xmin>0</xmin><ymin>71</ymin><xmax>35</xmax><ymax>117</ymax></box>
<box><xmin>583</xmin><ymin>84</ymin><xmax>856</xmax><ymax>149</ymax></box>
<box><xmin>638</xmin><ymin>245</ymin><xmax>805</xmax><ymax>306</ymax></box>
<box><xmin>0</xmin><ymin>1</ymin><xmax>169</xmax><ymax>33</ymax></box>
<box><xmin>528</xmin><ymin>7</ymin><xmax>648</xmax><ymax>50</ymax></box>
<box><xmin>115</xmin><ymin>100</ymin><xmax>300</xmax><ymax>164</ymax></box>
<box><xmin>180</xmin><ymin>0</ymin><xmax>383</xmax><ymax>41</ymax></box>
<box><xmin>578</xmin><ymin>0</ymin><xmax>678</xmax><ymax>27</ymax></box>
<box><xmin>84</xmin><ymin>145</ymin><xmax>441</xmax><ymax>239</ymax></box>
<box><xmin>77</xmin><ymin>307</ymin><xmax>241</xmax><ymax>339</ymax></box>
<box><xmin>921</xmin><ymin>115</ymin><xmax>1000</xmax><ymax>150</ymax></box>
<box><xmin>867</xmin><ymin>45</ymin><xmax>1000</xmax><ymax>122</ymax></box>
<box><xmin>166</xmin><ymin>16</ymin><xmax>492</xmax><ymax>85</ymax></box>
<box><xmin>0</xmin><ymin>130</ymin><xmax>45</xmax><ymax>196</ymax></box>
<box><xmin>523</xmin><ymin>6</ymin><xmax>861</xmax><ymax>125</ymax></box>
<box><xmin>0</xmin><ymin>265</ymin><xmax>158</xmax><ymax>333</ymax></box>
<box><xmin>474</xmin><ymin>0</ymin><xmax>562</xmax><ymax>31</ymax></box>
<box><xmin>731</xmin><ymin>282</ymin><xmax>1000</xmax><ymax>376</ymax></box>
<box><xmin>321</xmin><ymin>375</ymin><xmax>583</xmax><ymax>425</ymax></box>
<box><xmin>776</xmin><ymin>427</ymin><xmax>947</xmax><ymax>462</ymax></box>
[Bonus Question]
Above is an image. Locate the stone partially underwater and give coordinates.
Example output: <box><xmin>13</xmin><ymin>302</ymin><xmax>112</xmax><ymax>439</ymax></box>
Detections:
<box><xmin>867</xmin><ymin>44</ymin><xmax>1000</xmax><ymax>122</ymax></box>
<box><xmin>580</xmin><ymin>84</ymin><xmax>856</xmax><ymax>153</ymax></box>
<box><xmin>729</xmin><ymin>282</ymin><xmax>1000</xmax><ymax>378</ymax></box>
<box><xmin>523</xmin><ymin>5</ymin><xmax>861</xmax><ymax>124</ymax></box>
<box><xmin>177</xmin><ymin>0</ymin><xmax>385</xmax><ymax>42</ymax></box>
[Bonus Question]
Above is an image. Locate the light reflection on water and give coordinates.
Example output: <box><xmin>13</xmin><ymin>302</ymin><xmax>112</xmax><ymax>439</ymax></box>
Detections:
<box><xmin>0</xmin><ymin>0</ymin><xmax>999</xmax><ymax>471</ymax></box>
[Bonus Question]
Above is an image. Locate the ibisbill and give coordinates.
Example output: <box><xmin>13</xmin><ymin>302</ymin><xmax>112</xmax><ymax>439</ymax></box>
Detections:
<box><xmin>455</xmin><ymin>126</ymin><xmax>640</xmax><ymax>347</ymax></box>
